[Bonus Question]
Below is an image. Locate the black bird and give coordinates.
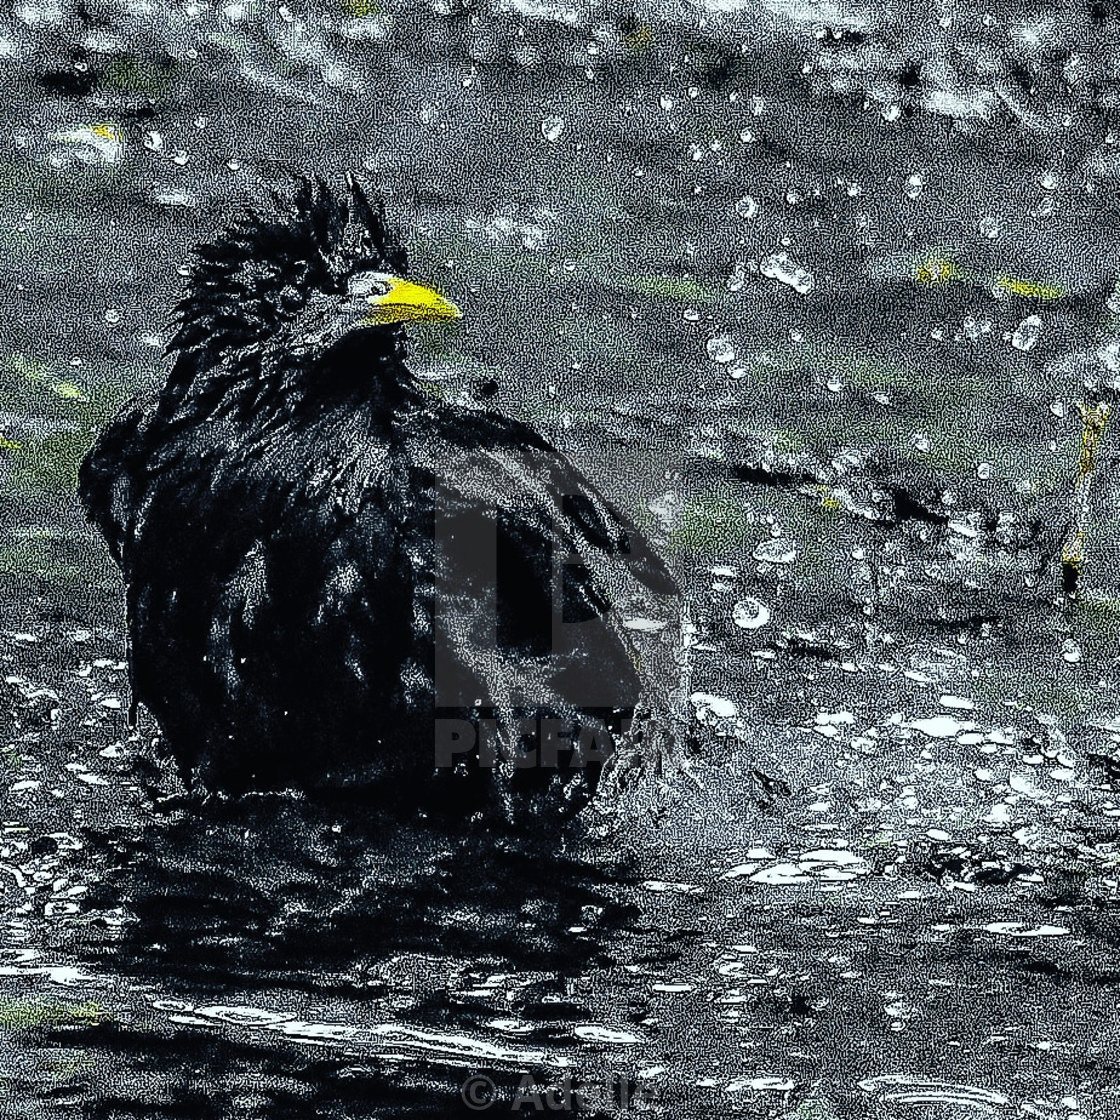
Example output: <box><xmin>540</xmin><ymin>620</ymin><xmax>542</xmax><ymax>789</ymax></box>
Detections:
<box><xmin>79</xmin><ymin>175</ymin><xmax>679</xmax><ymax>810</ymax></box>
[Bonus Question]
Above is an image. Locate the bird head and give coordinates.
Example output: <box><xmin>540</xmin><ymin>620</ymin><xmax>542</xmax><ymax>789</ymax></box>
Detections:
<box><xmin>168</xmin><ymin>174</ymin><xmax>460</xmax><ymax>372</ymax></box>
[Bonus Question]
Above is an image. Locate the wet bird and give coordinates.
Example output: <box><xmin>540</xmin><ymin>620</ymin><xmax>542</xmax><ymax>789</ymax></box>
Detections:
<box><xmin>79</xmin><ymin>175</ymin><xmax>679</xmax><ymax>811</ymax></box>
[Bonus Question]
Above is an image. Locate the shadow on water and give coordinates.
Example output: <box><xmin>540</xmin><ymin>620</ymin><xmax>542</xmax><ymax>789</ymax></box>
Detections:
<box><xmin>24</xmin><ymin>794</ymin><xmax>651</xmax><ymax>1116</ymax></box>
<box><xmin>17</xmin><ymin>1026</ymin><xmax>508</xmax><ymax>1120</ymax></box>
<box><xmin>78</xmin><ymin>793</ymin><xmax>640</xmax><ymax>990</ymax></box>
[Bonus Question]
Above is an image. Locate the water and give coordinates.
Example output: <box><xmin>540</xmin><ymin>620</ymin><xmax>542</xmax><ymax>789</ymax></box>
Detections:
<box><xmin>4</xmin><ymin>0</ymin><xmax>1120</xmax><ymax>1115</ymax></box>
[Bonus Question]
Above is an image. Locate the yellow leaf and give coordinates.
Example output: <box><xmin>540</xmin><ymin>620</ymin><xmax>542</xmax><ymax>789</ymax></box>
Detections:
<box><xmin>914</xmin><ymin>254</ymin><xmax>957</xmax><ymax>285</ymax></box>
<box><xmin>993</xmin><ymin>275</ymin><xmax>1066</xmax><ymax>300</ymax></box>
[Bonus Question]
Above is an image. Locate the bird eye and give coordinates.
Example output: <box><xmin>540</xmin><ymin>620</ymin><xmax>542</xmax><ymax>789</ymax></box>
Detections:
<box><xmin>348</xmin><ymin>273</ymin><xmax>393</xmax><ymax>300</ymax></box>
<box><xmin>278</xmin><ymin>284</ymin><xmax>302</xmax><ymax>310</ymax></box>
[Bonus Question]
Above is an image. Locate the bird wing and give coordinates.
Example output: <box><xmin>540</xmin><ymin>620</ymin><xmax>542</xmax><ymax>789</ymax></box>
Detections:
<box><xmin>77</xmin><ymin>392</ymin><xmax>159</xmax><ymax>572</ymax></box>
<box><xmin>416</xmin><ymin>407</ymin><xmax>676</xmax><ymax>595</ymax></box>
<box><xmin>402</xmin><ymin>406</ymin><xmax>679</xmax><ymax>721</ymax></box>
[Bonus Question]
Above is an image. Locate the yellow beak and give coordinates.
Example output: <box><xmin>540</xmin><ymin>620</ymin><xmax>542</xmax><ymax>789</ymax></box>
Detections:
<box><xmin>364</xmin><ymin>277</ymin><xmax>462</xmax><ymax>326</ymax></box>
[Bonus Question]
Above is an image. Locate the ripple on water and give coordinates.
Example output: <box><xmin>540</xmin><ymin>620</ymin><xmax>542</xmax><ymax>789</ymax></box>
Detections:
<box><xmin>981</xmin><ymin>922</ymin><xmax>1071</xmax><ymax>938</ymax></box>
<box><xmin>721</xmin><ymin>849</ymin><xmax>870</xmax><ymax>886</ymax></box>
<box><xmin>858</xmin><ymin>1075</ymin><xmax>1011</xmax><ymax>1114</ymax></box>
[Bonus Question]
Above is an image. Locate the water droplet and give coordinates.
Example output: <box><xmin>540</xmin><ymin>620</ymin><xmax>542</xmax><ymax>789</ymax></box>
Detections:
<box><xmin>658</xmin><ymin>93</ymin><xmax>674</xmax><ymax>111</ymax></box>
<box><xmin>939</xmin><ymin>694</ymin><xmax>976</xmax><ymax>710</ymax></box>
<box><xmin>172</xmin><ymin>149</ymin><xmax>190</xmax><ymax>166</ymax></box>
<box><xmin>906</xmin><ymin>715</ymin><xmax>968</xmax><ymax>738</ymax></box>
<box><xmin>691</xmin><ymin>692</ymin><xmax>737</xmax><ymax>723</ymax></box>
<box><xmin>1107</xmin><ymin>281</ymin><xmax>1120</xmax><ymax>316</ymax></box>
<box><xmin>735</xmin><ymin>195</ymin><xmax>759</xmax><ymax>220</ymax></box>
<box><xmin>976</xmin><ymin>461</ymin><xmax>992</xmax><ymax>480</ymax></box>
<box><xmin>1061</xmin><ymin>638</ymin><xmax>1082</xmax><ymax>663</ymax></box>
<box><xmin>143</xmin><ymin>130</ymin><xmax>163</xmax><ymax>152</ymax></box>
<box><xmin>541</xmin><ymin>115</ymin><xmax>564</xmax><ymax>142</ymax></box>
<box><xmin>978</xmin><ymin>215</ymin><xmax>1001</xmax><ymax>239</ymax></box>
<box><xmin>732</xmin><ymin>598</ymin><xmax>771</xmax><ymax>630</ymax></box>
<box><xmin>826</xmin><ymin>375</ymin><xmax>843</xmax><ymax>392</ymax></box>
<box><xmin>706</xmin><ymin>336</ymin><xmax>736</xmax><ymax>363</ymax></box>
<box><xmin>103</xmin><ymin>309</ymin><xmax>121</xmax><ymax>325</ymax></box>
<box><xmin>760</xmin><ymin>251</ymin><xmax>814</xmax><ymax>294</ymax></box>
<box><xmin>1039</xmin><ymin>169</ymin><xmax>1057</xmax><ymax>190</ymax></box>
<box><xmin>962</xmin><ymin>315</ymin><xmax>992</xmax><ymax>341</ymax></box>
<box><xmin>520</xmin><ymin>225</ymin><xmax>545</xmax><ymax>250</ymax></box>
<box><xmin>905</xmin><ymin>173</ymin><xmax>923</xmax><ymax>199</ymax></box>
<box><xmin>752</xmin><ymin>538</ymin><xmax>797</xmax><ymax>564</ymax></box>
<box><xmin>1049</xmin><ymin>399</ymin><xmax>1065</xmax><ymax>418</ymax></box>
<box><xmin>1032</xmin><ymin>195</ymin><xmax>1055</xmax><ymax>219</ymax></box>
<box><xmin>682</xmin><ymin>307</ymin><xmax>701</xmax><ymax>323</ymax></box>
<box><xmin>910</xmin><ymin>431</ymin><xmax>931</xmax><ymax>453</ymax></box>
<box><xmin>1011</xmin><ymin>314</ymin><xmax>1042</xmax><ymax>352</ymax></box>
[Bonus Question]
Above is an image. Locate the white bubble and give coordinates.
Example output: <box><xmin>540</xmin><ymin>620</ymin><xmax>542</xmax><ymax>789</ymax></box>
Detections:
<box><xmin>541</xmin><ymin>115</ymin><xmax>564</xmax><ymax>142</ymax></box>
<box><xmin>732</xmin><ymin>598</ymin><xmax>771</xmax><ymax>630</ymax></box>
<box><xmin>1011</xmin><ymin>314</ymin><xmax>1042</xmax><ymax>352</ymax></box>
<box><xmin>706</xmin><ymin>336</ymin><xmax>736</xmax><ymax>364</ymax></box>
<box><xmin>760</xmin><ymin>251</ymin><xmax>813</xmax><ymax>294</ymax></box>
<box><xmin>752</xmin><ymin>538</ymin><xmax>797</xmax><ymax>564</ymax></box>
<box><xmin>978</xmin><ymin>215</ymin><xmax>1001</xmax><ymax>239</ymax></box>
<box><xmin>691</xmin><ymin>692</ymin><xmax>737</xmax><ymax>723</ymax></box>
<box><xmin>735</xmin><ymin>195</ymin><xmax>759</xmax><ymax>220</ymax></box>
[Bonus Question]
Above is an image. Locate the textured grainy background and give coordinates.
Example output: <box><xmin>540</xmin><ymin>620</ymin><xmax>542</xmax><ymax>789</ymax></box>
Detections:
<box><xmin>2</xmin><ymin>2</ymin><xmax>1120</xmax><ymax>1116</ymax></box>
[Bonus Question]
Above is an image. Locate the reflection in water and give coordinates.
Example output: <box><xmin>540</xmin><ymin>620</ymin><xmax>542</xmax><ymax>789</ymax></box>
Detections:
<box><xmin>45</xmin><ymin>794</ymin><xmax>652</xmax><ymax>1113</ymax></box>
<box><xmin>81</xmin><ymin>794</ymin><xmax>639</xmax><ymax>989</ymax></box>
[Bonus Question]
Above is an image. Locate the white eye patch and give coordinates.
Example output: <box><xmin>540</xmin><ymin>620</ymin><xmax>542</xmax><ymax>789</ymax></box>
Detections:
<box><xmin>347</xmin><ymin>272</ymin><xmax>394</xmax><ymax>300</ymax></box>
